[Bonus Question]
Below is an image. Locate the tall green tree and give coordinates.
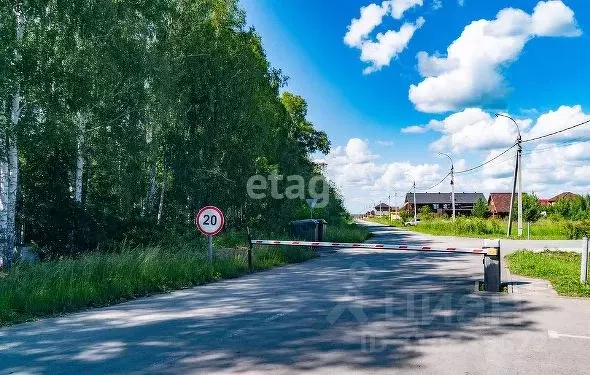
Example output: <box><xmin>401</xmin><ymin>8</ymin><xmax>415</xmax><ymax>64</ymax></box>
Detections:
<box><xmin>472</xmin><ymin>198</ymin><xmax>490</xmax><ymax>218</ymax></box>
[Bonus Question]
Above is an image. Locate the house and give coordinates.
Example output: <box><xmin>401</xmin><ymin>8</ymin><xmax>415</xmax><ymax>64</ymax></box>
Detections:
<box><xmin>547</xmin><ymin>192</ymin><xmax>580</xmax><ymax>205</ymax></box>
<box><xmin>488</xmin><ymin>193</ymin><xmax>512</xmax><ymax>218</ymax></box>
<box><xmin>403</xmin><ymin>192</ymin><xmax>485</xmax><ymax>216</ymax></box>
<box><xmin>374</xmin><ymin>203</ymin><xmax>391</xmax><ymax>217</ymax></box>
<box><xmin>539</xmin><ymin>199</ymin><xmax>551</xmax><ymax>207</ymax></box>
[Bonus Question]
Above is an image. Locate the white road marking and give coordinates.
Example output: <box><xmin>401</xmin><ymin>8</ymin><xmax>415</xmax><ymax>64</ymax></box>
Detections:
<box><xmin>548</xmin><ymin>330</ymin><xmax>590</xmax><ymax>340</ymax></box>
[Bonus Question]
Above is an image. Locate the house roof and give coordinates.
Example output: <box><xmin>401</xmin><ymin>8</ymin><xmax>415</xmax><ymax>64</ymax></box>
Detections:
<box><xmin>549</xmin><ymin>192</ymin><xmax>579</xmax><ymax>202</ymax></box>
<box><xmin>488</xmin><ymin>193</ymin><xmax>512</xmax><ymax>213</ymax></box>
<box><xmin>374</xmin><ymin>203</ymin><xmax>390</xmax><ymax>210</ymax></box>
<box><xmin>404</xmin><ymin>192</ymin><xmax>485</xmax><ymax>205</ymax></box>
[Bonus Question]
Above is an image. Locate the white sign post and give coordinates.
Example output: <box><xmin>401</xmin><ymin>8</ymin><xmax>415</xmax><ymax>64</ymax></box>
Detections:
<box><xmin>195</xmin><ymin>206</ymin><xmax>225</xmax><ymax>263</ymax></box>
<box><xmin>306</xmin><ymin>198</ymin><xmax>318</xmax><ymax>219</ymax></box>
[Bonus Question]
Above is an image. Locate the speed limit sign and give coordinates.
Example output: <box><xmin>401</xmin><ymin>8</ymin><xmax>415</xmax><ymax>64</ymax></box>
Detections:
<box><xmin>195</xmin><ymin>206</ymin><xmax>225</xmax><ymax>236</ymax></box>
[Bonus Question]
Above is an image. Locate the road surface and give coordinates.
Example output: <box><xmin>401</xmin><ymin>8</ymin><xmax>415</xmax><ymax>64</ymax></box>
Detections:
<box><xmin>2</xmin><ymin>223</ymin><xmax>590</xmax><ymax>374</ymax></box>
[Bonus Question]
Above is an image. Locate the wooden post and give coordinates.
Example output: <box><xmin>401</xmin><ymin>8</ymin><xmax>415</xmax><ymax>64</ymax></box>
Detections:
<box><xmin>247</xmin><ymin>228</ymin><xmax>253</xmax><ymax>272</ymax></box>
<box><xmin>581</xmin><ymin>237</ymin><xmax>588</xmax><ymax>284</ymax></box>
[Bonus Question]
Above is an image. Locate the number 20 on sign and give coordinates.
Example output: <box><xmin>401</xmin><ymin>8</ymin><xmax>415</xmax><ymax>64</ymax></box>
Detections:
<box><xmin>195</xmin><ymin>206</ymin><xmax>225</xmax><ymax>263</ymax></box>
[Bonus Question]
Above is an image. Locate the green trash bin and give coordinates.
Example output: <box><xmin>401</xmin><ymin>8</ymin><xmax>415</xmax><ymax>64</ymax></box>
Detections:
<box><xmin>290</xmin><ymin>219</ymin><xmax>328</xmax><ymax>241</ymax></box>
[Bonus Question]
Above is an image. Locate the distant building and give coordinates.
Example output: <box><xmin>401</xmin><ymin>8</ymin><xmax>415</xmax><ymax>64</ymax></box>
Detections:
<box><xmin>403</xmin><ymin>192</ymin><xmax>485</xmax><ymax>216</ymax></box>
<box><xmin>547</xmin><ymin>192</ymin><xmax>580</xmax><ymax>205</ymax></box>
<box><xmin>488</xmin><ymin>193</ymin><xmax>512</xmax><ymax>218</ymax></box>
<box><xmin>374</xmin><ymin>203</ymin><xmax>391</xmax><ymax>217</ymax></box>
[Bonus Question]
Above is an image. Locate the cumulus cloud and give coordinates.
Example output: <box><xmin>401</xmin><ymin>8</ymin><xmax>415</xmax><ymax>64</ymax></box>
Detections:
<box><xmin>344</xmin><ymin>0</ymin><xmax>425</xmax><ymax>74</ymax></box>
<box><xmin>406</xmin><ymin>104</ymin><xmax>590</xmax><ymax>154</ymax></box>
<box><xmin>525</xmin><ymin>105</ymin><xmax>590</xmax><ymax>143</ymax></box>
<box><xmin>432</xmin><ymin>0</ymin><xmax>442</xmax><ymax>10</ymax></box>
<box><xmin>321</xmin><ymin>130</ymin><xmax>590</xmax><ymax>212</ymax></box>
<box><xmin>361</xmin><ymin>17</ymin><xmax>425</xmax><ymax>74</ymax></box>
<box><xmin>401</xmin><ymin>125</ymin><xmax>429</xmax><ymax>133</ymax></box>
<box><xmin>420</xmin><ymin>108</ymin><xmax>531</xmax><ymax>153</ymax></box>
<box><xmin>321</xmin><ymin>138</ymin><xmax>447</xmax><ymax>211</ymax></box>
<box><xmin>409</xmin><ymin>0</ymin><xmax>581</xmax><ymax>113</ymax></box>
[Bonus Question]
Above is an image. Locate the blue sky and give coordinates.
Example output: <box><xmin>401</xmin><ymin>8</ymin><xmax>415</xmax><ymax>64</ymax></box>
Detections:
<box><xmin>242</xmin><ymin>0</ymin><xmax>590</xmax><ymax>212</ymax></box>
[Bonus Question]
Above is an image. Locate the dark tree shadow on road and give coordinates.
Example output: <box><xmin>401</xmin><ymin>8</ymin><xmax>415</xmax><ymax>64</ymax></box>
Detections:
<box><xmin>0</xmin><ymin>225</ymin><xmax>549</xmax><ymax>374</ymax></box>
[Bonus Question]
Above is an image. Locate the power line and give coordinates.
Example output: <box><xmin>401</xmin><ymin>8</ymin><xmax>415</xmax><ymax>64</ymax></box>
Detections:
<box><xmin>522</xmin><ymin>118</ymin><xmax>590</xmax><ymax>143</ymax></box>
<box><xmin>417</xmin><ymin>172</ymin><xmax>451</xmax><ymax>191</ymax></box>
<box><xmin>455</xmin><ymin>143</ymin><xmax>518</xmax><ymax>175</ymax></box>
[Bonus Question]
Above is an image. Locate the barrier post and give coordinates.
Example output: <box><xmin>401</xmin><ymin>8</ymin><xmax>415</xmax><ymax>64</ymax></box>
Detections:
<box><xmin>247</xmin><ymin>228</ymin><xmax>253</xmax><ymax>273</ymax></box>
<box><xmin>580</xmin><ymin>236</ymin><xmax>588</xmax><ymax>284</ymax></box>
<box><xmin>483</xmin><ymin>239</ymin><xmax>501</xmax><ymax>292</ymax></box>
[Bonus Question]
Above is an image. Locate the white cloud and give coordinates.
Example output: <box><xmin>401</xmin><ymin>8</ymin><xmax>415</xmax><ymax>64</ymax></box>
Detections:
<box><xmin>410</xmin><ymin>104</ymin><xmax>590</xmax><ymax>155</ymax></box>
<box><xmin>361</xmin><ymin>17</ymin><xmax>425</xmax><ymax>74</ymax></box>
<box><xmin>344</xmin><ymin>2</ymin><xmax>390</xmax><ymax>48</ymax></box>
<box><xmin>376</xmin><ymin>140</ymin><xmax>394</xmax><ymax>146</ymax></box>
<box><xmin>423</xmin><ymin>108</ymin><xmax>531</xmax><ymax>153</ymax></box>
<box><xmin>525</xmin><ymin>105</ymin><xmax>590</xmax><ymax>143</ymax></box>
<box><xmin>401</xmin><ymin>125</ymin><xmax>429</xmax><ymax>133</ymax></box>
<box><xmin>321</xmin><ymin>130</ymin><xmax>590</xmax><ymax>212</ymax></box>
<box><xmin>391</xmin><ymin>0</ymin><xmax>424</xmax><ymax>19</ymax></box>
<box><xmin>457</xmin><ymin>0</ymin><xmax>464</xmax><ymax>6</ymax></box>
<box><xmin>432</xmin><ymin>0</ymin><xmax>442</xmax><ymax>11</ymax></box>
<box><xmin>409</xmin><ymin>1</ymin><xmax>581</xmax><ymax>113</ymax></box>
<box><xmin>344</xmin><ymin>1</ymin><xmax>425</xmax><ymax>74</ymax></box>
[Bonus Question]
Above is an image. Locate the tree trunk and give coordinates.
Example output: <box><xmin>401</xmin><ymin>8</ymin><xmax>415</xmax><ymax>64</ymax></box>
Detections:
<box><xmin>4</xmin><ymin>5</ymin><xmax>24</xmax><ymax>268</ymax></box>
<box><xmin>0</xmin><ymin>130</ymin><xmax>8</xmax><ymax>268</ymax></box>
<box><xmin>74</xmin><ymin>111</ymin><xmax>87</xmax><ymax>204</ymax></box>
<box><xmin>146</xmin><ymin>164</ymin><xmax>157</xmax><ymax>214</ymax></box>
<box><xmin>157</xmin><ymin>179</ymin><xmax>165</xmax><ymax>225</ymax></box>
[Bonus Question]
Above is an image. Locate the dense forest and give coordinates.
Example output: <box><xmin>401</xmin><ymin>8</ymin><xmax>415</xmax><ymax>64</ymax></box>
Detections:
<box><xmin>0</xmin><ymin>0</ymin><xmax>348</xmax><ymax>267</ymax></box>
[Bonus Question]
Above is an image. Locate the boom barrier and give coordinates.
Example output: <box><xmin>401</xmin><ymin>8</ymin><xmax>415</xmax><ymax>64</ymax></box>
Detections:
<box><xmin>247</xmin><ymin>237</ymin><xmax>502</xmax><ymax>292</ymax></box>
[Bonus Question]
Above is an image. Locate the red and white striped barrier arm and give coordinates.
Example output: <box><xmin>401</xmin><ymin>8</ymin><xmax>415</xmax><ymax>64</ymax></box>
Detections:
<box><xmin>251</xmin><ymin>239</ymin><xmax>497</xmax><ymax>256</ymax></box>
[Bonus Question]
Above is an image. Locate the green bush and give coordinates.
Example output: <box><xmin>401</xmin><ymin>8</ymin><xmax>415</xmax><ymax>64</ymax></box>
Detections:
<box><xmin>564</xmin><ymin>220</ymin><xmax>590</xmax><ymax>239</ymax></box>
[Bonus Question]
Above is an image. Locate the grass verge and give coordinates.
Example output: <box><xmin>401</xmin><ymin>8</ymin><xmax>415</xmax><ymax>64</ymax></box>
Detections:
<box><xmin>0</xmin><ymin>222</ymin><xmax>368</xmax><ymax>326</ymax></box>
<box><xmin>367</xmin><ymin>217</ymin><xmax>570</xmax><ymax>240</ymax></box>
<box><xmin>505</xmin><ymin>250</ymin><xmax>590</xmax><ymax>297</ymax></box>
<box><xmin>0</xmin><ymin>244</ymin><xmax>314</xmax><ymax>326</ymax></box>
<box><xmin>325</xmin><ymin>222</ymin><xmax>372</xmax><ymax>243</ymax></box>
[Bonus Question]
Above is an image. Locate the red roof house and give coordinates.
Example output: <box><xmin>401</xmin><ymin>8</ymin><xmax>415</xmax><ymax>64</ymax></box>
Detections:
<box><xmin>488</xmin><ymin>193</ymin><xmax>512</xmax><ymax>217</ymax></box>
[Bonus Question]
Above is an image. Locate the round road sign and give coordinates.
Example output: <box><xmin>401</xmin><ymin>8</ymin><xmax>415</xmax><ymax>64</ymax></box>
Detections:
<box><xmin>195</xmin><ymin>206</ymin><xmax>225</xmax><ymax>236</ymax></box>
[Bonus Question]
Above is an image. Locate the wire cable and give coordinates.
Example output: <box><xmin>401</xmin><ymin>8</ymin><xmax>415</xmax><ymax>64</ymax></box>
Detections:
<box><xmin>417</xmin><ymin>172</ymin><xmax>451</xmax><ymax>191</ymax></box>
<box><xmin>455</xmin><ymin>143</ymin><xmax>517</xmax><ymax>175</ymax></box>
<box><xmin>522</xmin><ymin>118</ymin><xmax>590</xmax><ymax>143</ymax></box>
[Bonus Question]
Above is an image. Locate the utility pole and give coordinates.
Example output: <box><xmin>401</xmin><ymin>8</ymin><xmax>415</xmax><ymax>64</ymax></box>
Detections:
<box><xmin>439</xmin><ymin>152</ymin><xmax>455</xmax><ymax>221</ymax></box>
<box><xmin>496</xmin><ymin>113</ymin><xmax>523</xmax><ymax>237</ymax></box>
<box><xmin>413</xmin><ymin>181</ymin><xmax>417</xmax><ymax>223</ymax></box>
<box><xmin>388</xmin><ymin>194</ymin><xmax>391</xmax><ymax>221</ymax></box>
<box><xmin>405</xmin><ymin>173</ymin><xmax>418</xmax><ymax>223</ymax></box>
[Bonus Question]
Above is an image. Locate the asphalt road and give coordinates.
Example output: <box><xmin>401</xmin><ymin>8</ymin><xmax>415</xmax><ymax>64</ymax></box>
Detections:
<box><xmin>2</xmin><ymin>223</ymin><xmax>590</xmax><ymax>374</ymax></box>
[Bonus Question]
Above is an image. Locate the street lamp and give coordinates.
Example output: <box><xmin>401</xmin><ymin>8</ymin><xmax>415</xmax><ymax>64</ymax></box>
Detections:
<box><xmin>438</xmin><ymin>152</ymin><xmax>455</xmax><ymax>221</ymax></box>
<box><xmin>495</xmin><ymin>113</ymin><xmax>523</xmax><ymax>237</ymax></box>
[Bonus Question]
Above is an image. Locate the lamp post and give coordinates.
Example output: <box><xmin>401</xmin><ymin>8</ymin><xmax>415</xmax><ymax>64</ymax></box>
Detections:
<box><xmin>496</xmin><ymin>113</ymin><xmax>523</xmax><ymax>237</ymax></box>
<box><xmin>438</xmin><ymin>152</ymin><xmax>455</xmax><ymax>221</ymax></box>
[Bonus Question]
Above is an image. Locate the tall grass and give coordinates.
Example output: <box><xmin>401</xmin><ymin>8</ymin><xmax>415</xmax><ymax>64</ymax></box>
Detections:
<box><xmin>0</xmin><ymin>222</ymin><xmax>367</xmax><ymax>326</ymax></box>
<box><xmin>366</xmin><ymin>216</ymin><xmax>573</xmax><ymax>240</ymax></box>
<box><xmin>364</xmin><ymin>216</ymin><xmax>403</xmax><ymax>227</ymax></box>
<box><xmin>324</xmin><ymin>223</ymin><xmax>372</xmax><ymax>243</ymax></box>
<box><xmin>412</xmin><ymin>218</ymin><xmax>569</xmax><ymax>239</ymax></box>
<box><xmin>0</xmin><ymin>244</ymin><xmax>313</xmax><ymax>326</ymax></box>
